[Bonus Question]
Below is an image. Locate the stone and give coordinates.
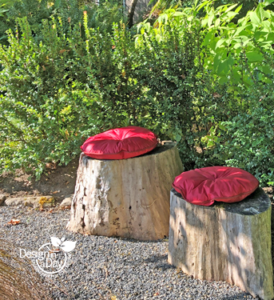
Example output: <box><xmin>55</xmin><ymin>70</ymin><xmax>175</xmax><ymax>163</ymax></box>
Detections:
<box><xmin>0</xmin><ymin>194</ymin><xmax>6</xmax><ymax>206</ymax></box>
<box><xmin>168</xmin><ymin>187</ymin><xmax>273</xmax><ymax>300</ymax></box>
<box><xmin>60</xmin><ymin>195</ymin><xmax>73</xmax><ymax>208</ymax></box>
<box><xmin>5</xmin><ymin>196</ymin><xmax>55</xmax><ymax>208</ymax></box>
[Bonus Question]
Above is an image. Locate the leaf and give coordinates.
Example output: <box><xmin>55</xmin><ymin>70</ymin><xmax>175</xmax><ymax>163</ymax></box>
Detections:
<box><xmin>7</xmin><ymin>219</ymin><xmax>20</xmax><ymax>225</ymax></box>
<box><xmin>55</xmin><ymin>0</ymin><xmax>61</xmax><ymax>8</ymax></box>
<box><xmin>224</xmin><ymin>3</ymin><xmax>239</xmax><ymax>13</ymax></box>
<box><xmin>51</xmin><ymin>237</ymin><xmax>62</xmax><ymax>247</ymax></box>
<box><xmin>249</xmin><ymin>12</ymin><xmax>261</xmax><ymax>25</ymax></box>
<box><xmin>197</xmin><ymin>1</ymin><xmax>210</xmax><ymax>12</ymax></box>
<box><xmin>60</xmin><ymin>205</ymin><xmax>71</xmax><ymax>210</ymax></box>
<box><xmin>235</xmin><ymin>4</ymin><xmax>242</xmax><ymax>14</ymax></box>
<box><xmin>207</xmin><ymin>11</ymin><xmax>214</xmax><ymax>27</ymax></box>
<box><xmin>246</xmin><ymin>52</ymin><xmax>264</xmax><ymax>62</ymax></box>
<box><xmin>60</xmin><ymin>241</ymin><xmax>77</xmax><ymax>252</ymax></box>
<box><xmin>173</xmin><ymin>12</ymin><xmax>185</xmax><ymax>17</ymax></box>
<box><xmin>256</xmin><ymin>4</ymin><xmax>265</xmax><ymax>22</ymax></box>
<box><xmin>215</xmin><ymin>39</ymin><xmax>226</xmax><ymax>49</ymax></box>
<box><xmin>215</xmin><ymin>55</ymin><xmax>234</xmax><ymax>75</ymax></box>
<box><xmin>262</xmin><ymin>0</ymin><xmax>274</xmax><ymax>7</ymax></box>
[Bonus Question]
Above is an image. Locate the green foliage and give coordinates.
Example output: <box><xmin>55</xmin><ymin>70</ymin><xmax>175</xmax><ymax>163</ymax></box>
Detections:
<box><xmin>1</xmin><ymin>0</ymin><xmax>274</xmax><ymax>187</ymax></box>
<box><xmin>0</xmin><ymin>15</ymin><xmax>152</xmax><ymax>178</ymax></box>
<box><xmin>142</xmin><ymin>0</ymin><xmax>274</xmax><ymax>185</ymax></box>
<box><xmin>0</xmin><ymin>17</ymin><xmax>98</xmax><ymax>177</ymax></box>
<box><xmin>221</xmin><ymin>88</ymin><xmax>274</xmax><ymax>186</ymax></box>
<box><xmin>0</xmin><ymin>0</ymin><xmax>124</xmax><ymax>45</ymax></box>
<box><xmin>197</xmin><ymin>0</ymin><xmax>274</xmax><ymax>186</ymax></box>
<box><xmin>0</xmin><ymin>10</ymin><xmax>224</xmax><ymax>178</ymax></box>
<box><xmin>135</xmin><ymin>17</ymin><xmax>227</xmax><ymax>169</ymax></box>
<box><xmin>0</xmin><ymin>0</ymin><xmax>17</xmax><ymax>42</ymax></box>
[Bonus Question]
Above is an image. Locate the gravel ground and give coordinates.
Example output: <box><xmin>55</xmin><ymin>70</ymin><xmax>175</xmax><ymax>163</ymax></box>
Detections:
<box><xmin>0</xmin><ymin>206</ymin><xmax>259</xmax><ymax>300</ymax></box>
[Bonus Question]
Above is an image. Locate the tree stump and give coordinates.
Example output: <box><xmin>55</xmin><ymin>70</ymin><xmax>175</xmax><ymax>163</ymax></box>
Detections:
<box><xmin>67</xmin><ymin>143</ymin><xmax>183</xmax><ymax>241</ymax></box>
<box><xmin>0</xmin><ymin>238</ymin><xmax>51</xmax><ymax>300</ymax></box>
<box><xmin>168</xmin><ymin>188</ymin><xmax>274</xmax><ymax>300</ymax></box>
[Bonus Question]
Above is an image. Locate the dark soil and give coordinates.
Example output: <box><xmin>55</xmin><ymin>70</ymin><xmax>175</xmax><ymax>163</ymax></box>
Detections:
<box><xmin>0</xmin><ymin>157</ymin><xmax>79</xmax><ymax>202</ymax></box>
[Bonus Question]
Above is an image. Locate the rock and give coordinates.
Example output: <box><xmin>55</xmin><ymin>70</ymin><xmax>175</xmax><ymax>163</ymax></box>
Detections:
<box><xmin>5</xmin><ymin>196</ymin><xmax>55</xmax><ymax>208</ymax></box>
<box><xmin>0</xmin><ymin>194</ymin><xmax>6</xmax><ymax>206</ymax></box>
<box><xmin>60</xmin><ymin>195</ymin><xmax>73</xmax><ymax>208</ymax></box>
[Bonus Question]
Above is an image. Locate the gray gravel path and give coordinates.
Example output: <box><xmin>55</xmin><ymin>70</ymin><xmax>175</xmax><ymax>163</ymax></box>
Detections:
<box><xmin>0</xmin><ymin>206</ymin><xmax>258</xmax><ymax>300</ymax></box>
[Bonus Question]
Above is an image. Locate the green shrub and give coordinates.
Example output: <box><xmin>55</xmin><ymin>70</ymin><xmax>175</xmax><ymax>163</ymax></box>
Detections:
<box><xmin>2</xmin><ymin>0</ymin><xmax>274</xmax><ymax>187</ymax></box>
<box><xmin>0</xmin><ymin>0</ymin><xmax>124</xmax><ymax>45</ymax></box>
<box><xmin>221</xmin><ymin>88</ymin><xmax>274</xmax><ymax>186</ymax></box>
<box><xmin>0</xmin><ymin>10</ymin><xmax>225</xmax><ymax>177</ymax></box>
<box><xmin>143</xmin><ymin>0</ymin><xmax>274</xmax><ymax>185</ymax></box>
<box><xmin>0</xmin><ymin>16</ymin><xmax>153</xmax><ymax>178</ymax></box>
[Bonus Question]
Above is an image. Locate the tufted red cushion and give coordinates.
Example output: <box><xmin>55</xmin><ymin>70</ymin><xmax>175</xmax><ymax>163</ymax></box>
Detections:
<box><xmin>81</xmin><ymin>126</ymin><xmax>158</xmax><ymax>160</ymax></box>
<box><xmin>172</xmin><ymin>166</ymin><xmax>259</xmax><ymax>206</ymax></box>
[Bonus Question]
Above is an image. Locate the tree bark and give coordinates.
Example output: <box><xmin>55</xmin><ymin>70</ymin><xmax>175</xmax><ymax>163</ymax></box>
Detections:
<box><xmin>168</xmin><ymin>188</ymin><xmax>274</xmax><ymax>300</ymax></box>
<box><xmin>127</xmin><ymin>0</ymin><xmax>139</xmax><ymax>28</ymax></box>
<box><xmin>67</xmin><ymin>143</ymin><xmax>183</xmax><ymax>241</ymax></box>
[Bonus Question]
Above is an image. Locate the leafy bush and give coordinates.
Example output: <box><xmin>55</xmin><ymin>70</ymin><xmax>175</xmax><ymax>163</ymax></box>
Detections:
<box><xmin>1</xmin><ymin>0</ymin><xmax>274</xmax><ymax>187</ymax></box>
<box><xmin>0</xmin><ymin>8</ymin><xmax>225</xmax><ymax>177</ymax></box>
<box><xmin>0</xmin><ymin>15</ymin><xmax>155</xmax><ymax>177</ymax></box>
<box><xmin>143</xmin><ymin>0</ymin><xmax>274</xmax><ymax>185</ymax></box>
<box><xmin>0</xmin><ymin>0</ymin><xmax>17</xmax><ymax>43</ymax></box>
<box><xmin>203</xmin><ymin>1</ymin><xmax>274</xmax><ymax>185</ymax></box>
<box><xmin>0</xmin><ymin>0</ymin><xmax>124</xmax><ymax>45</ymax></box>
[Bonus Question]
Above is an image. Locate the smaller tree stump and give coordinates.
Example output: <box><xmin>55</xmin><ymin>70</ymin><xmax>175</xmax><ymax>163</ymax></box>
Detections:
<box><xmin>67</xmin><ymin>143</ymin><xmax>183</xmax><ymax>240</ymax></box>
<box><xmin>168</xmin><ymin>188</ymin><xmax>274</xmax><ymax>300</ymax></box>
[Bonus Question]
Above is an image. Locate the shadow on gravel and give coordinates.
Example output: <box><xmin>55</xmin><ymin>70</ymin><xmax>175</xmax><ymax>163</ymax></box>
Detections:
<box><xmin>120</xmin><ymin>253</ymin><xmax>176</xmax><ymax>270</ymax></box>
<box><xmin>221</xmin><ymin>292</ymin><xmax>250</xmax><ymax>299</ymax></box>
<box><xmin>144</xmin><ymin>254</ymin><xmax>167</xmax><ymax>263</ymax></box>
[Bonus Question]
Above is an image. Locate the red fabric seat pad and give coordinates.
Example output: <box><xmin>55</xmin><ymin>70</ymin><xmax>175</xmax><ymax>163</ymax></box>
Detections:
<box><xmin>81</xmin><ymin>126</ymin><xmax>158</xmax><ymax>160</ymax></box>
<box><xmin>172</xmin><ymin>166</ymin><xmax>259</xmax><ymax>206</ymax></box>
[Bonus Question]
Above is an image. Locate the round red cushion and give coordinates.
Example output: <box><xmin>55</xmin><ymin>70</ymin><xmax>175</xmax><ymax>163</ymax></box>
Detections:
<box><xmin>172</xmin><ymin>166</ymin><xmax>259</xmax><ymax>206</ymax></box>
<box><xmin>81</xmin><ymin>126</ymin><xmax>158</xmax><ymax>160</ymax></box>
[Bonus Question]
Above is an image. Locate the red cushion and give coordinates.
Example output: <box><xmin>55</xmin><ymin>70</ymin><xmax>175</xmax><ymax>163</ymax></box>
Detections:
<box><xmin>81</xmin><ymin>126</ymin><xmax>158</xmax><ymax>160</ymax></box>
<box><xmin>172</xmin><ymin>166</ymin><xmax>259</xmax><ymax>206</ymax></box>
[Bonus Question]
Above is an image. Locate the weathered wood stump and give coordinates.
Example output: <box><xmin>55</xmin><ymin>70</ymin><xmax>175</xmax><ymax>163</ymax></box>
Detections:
<box><xmin>67</xmin><ymin>144</ymin><xmax>183</xmax><ymax>240</ymax></box>
<box><xmin>0</xmin><ymin>238</ymin><xmax>51</xmax><ymax>300</ymax></box>
<box><xmin>168</xmin><ymin>188</ymin><xmax>274</xmax><ymax>300</ymax></box>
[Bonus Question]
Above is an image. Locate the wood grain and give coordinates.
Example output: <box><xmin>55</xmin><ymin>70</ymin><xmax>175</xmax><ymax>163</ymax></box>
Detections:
<box><xmin>67</xmin><ymin>144</ymin><xmax>183</xmax><ymax>240</ymax></box>
<box><xmin>168</xmin><ymin>188</ymin><xmax>274</xmax><ymax>300</ymax></box>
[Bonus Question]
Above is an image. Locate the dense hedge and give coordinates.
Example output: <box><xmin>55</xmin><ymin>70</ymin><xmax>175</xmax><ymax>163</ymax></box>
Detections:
<box><xmin>1</xmin><ymin>0</ymin><xmax>274</xmax><ymax>187</ymax></box>
<box><xmin>0</xmin><ymin>0</ymin><xmax>124</xmax><ymax>44</ymax></box>
<box><xmin>143</xmin><ymin>1</ymin><xmax>274</xmax><ymax>185</ymax></box>
<box><xmin>0</xmin><ymin>10</ymin><xmax>225</xmax><ymax>178</ymax></box>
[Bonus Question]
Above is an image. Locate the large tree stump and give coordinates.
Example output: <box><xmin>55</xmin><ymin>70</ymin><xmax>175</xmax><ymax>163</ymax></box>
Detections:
<box><xmin>67</xmin><ymin>144</ymin><xmax>183</xmax><ymax>240</ymax></box>
<box><xmin>168</xmin><ymin>188</ymin><xmax>274</xmax><ymax>300</ymax></box>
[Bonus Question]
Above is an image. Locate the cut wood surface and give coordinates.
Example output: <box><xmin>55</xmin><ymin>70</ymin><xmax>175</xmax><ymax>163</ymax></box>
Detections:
<box><xmin>168</xmin><ymin>188</ymin><xmax>274</xmax><ymax>300</ymax></box>
<box><xmin>67</xmin><ymin>144</ymin><xmax>183</xmax><ymax>240</ymax></box>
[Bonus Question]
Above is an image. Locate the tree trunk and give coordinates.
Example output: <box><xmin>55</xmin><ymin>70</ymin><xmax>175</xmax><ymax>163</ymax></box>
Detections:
<box><xmin>67</xmin><ymin>143</ymin><xmax>183</xmax><ymax>241</ymax></box>
<box><xmin>168</xmin><ymin>188</ymin><xmax>274</xmax><ymax>300</ymax></box>
<box><xmin>127</xmin><ymin>0</ymin><xmax>139</xmax><ymax>28</ymax></box>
